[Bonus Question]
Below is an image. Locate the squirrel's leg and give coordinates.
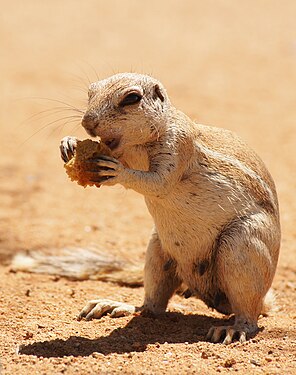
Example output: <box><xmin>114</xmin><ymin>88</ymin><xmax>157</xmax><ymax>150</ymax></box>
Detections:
<box><xmin>143</xmin><ymin>231</ymin><xmax>181</xmax><ymax>315</ymax></box>
<box><xmin>86</xmin><ymin>155</ymin><xmax>180</xmax><ymax>197</ymax></box>
<box><xmin>78</xmin><ymin>230</ymin><xmax>181</xmax><ymax>321</ymax></box>
<box><xmin>206</xmin><ymin>213</ymin><xmax>279</xmax><ymax>344</ymax></box>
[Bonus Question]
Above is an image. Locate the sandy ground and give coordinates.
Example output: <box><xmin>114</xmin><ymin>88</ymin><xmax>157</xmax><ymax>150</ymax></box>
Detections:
<box><xmin>1</xmin><ymin>1</ymin><xmax>296</xmax><ymax>373</ymax></box>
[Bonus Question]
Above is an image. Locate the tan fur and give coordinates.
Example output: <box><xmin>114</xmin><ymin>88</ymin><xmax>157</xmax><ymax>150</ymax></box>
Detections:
<box><xmin>59</xmin><ymin>73</ymin><xmax>280</xmax><ymax>343</ymax></box>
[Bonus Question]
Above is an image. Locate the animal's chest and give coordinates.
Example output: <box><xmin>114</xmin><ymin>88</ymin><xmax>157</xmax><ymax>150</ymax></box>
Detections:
<box><xmin>144</xmin><ymin>171</ymin><xmax>240</xmax><ymax>288</ymax></box>
<box><xmin>140</xmin><ymin>155</ymin><xmax>245</xmax><ymax>298</ymax></box>
<box><xmin>145</xmin><ymin>190</ymin><xmax>219</xmax><ymax>260</ymax></box>
<box><xmin>144</xmin><ymin>165</ymin><xmax>249</xmax><ymax>259</ymax></box>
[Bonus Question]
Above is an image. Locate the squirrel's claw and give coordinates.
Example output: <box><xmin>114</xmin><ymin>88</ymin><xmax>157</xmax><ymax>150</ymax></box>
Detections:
<box><xmin>60</xmin><ymin>136</ymin><xmax>78</xmax><ymax>163</ymax></box>
<box><xmin>85</xmin><ymin>156</ymin><xmax>124</xmax><ymax>185</ymax></box>
<box><xmin>206</xmin><ymin>324</ymin><xmax>250</xmax><ymax>344</ymax></box>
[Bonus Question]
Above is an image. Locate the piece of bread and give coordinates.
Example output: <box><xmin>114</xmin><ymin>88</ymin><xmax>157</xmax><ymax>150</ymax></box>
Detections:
<box><xmin>64</xmin><ymin>139</ymin><xmax>112</xmax><ymax>187</ymax></box>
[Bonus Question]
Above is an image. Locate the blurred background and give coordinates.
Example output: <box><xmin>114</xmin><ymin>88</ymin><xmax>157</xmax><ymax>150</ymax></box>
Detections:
<box><xmin>0</xmin><ymin>0</ymin><xmax>295</xmax><ymax>264</ymax></box>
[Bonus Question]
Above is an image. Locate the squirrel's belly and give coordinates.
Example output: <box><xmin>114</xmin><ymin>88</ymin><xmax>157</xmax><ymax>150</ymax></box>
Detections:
<box><xmin>144</xmin><ymin>190</ymin><xmax>235</xmax><ymax>258</ymax></box>
<box><xmin>146</xmin><ymin>201</ymin><xmax>220</xmax><ymax>263</ymax></box>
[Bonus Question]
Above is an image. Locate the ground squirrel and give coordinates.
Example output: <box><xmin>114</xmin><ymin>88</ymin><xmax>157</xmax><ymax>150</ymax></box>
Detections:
<box><xmin>17</xmin><ymin>73</ymin><xmax>281</xmax><ymax>344</ymax></box>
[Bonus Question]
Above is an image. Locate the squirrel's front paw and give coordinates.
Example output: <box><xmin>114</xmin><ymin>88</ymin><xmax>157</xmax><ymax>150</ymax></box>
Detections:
<box><xmin>85</xmin><ymin>155</ymin><xmax>125</xmax><ymax>186</ymax></box>
<box><xmin>60</xmin><ymin>136</ymin><xmax>78</xmax><ymax>163</ymax></box>
<box><xmin>77</xmin><ymin>299</ymin><xmax>136</xmax><ymax>320</ymax></box>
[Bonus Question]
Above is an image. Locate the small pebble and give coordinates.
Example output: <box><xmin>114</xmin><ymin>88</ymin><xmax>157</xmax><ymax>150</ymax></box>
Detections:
<box><xmin>92</xmin><ymin>352</ymin><xmax>104</xmax><ymax>358</ymax></box>
<box><xmin>24</xmin><ymin>331</ymin><xmax>33</xmax><ymax>339</ymax></box>
<box><xmin>224</xmin><ymin>358</ymin><xmax>236</xmax><ymax>368</ymax></box>
<box><xmin>250</xmin><ymin>359</ymin><xmax>261</xmax><ymax>366</ymax></box>
<box><xmin>201</xmin><ymin>351</ymin><xmax>208</xmax><ymax>359</ymax></box>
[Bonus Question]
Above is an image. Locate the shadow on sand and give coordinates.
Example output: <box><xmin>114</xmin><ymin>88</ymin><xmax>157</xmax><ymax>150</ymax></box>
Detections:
<box><xmin>19</xmin><ymin>312</ymin><xmax>236</xmax><ymax>357</ymax></box>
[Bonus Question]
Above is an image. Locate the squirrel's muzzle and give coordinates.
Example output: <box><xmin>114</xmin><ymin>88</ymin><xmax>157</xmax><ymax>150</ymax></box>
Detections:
<box><xmin>81</xmin><ymin>111</ymin><xmax>98</xmax><ymax>136</ymax></box>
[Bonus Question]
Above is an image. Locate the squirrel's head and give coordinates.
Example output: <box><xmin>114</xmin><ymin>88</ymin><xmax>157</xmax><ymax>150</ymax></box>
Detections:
<box><xmin>81</xmin><ymin>73</ymin><xmax>171</xmax><ymax>154</ymax></box>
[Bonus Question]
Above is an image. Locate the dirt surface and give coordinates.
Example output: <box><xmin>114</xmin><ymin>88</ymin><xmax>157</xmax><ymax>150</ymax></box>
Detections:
<box><xmin>1</xmin><ymin>1</ymin><xmax>296</xmax><ymax>374</ymax></box>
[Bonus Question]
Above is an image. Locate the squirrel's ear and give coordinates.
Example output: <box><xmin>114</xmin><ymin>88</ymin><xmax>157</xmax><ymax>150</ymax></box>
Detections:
<box><xmin>154</xmin><ymin>84</ymin><xmax>165</xmax><ymax>102</ymax></box>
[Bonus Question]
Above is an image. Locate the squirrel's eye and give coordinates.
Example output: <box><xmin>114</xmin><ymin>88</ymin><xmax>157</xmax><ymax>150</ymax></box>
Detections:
<box><xmin>119</xmin><ymin>92</ymin><xmax>142</xmax><ymax>107</ymax></box>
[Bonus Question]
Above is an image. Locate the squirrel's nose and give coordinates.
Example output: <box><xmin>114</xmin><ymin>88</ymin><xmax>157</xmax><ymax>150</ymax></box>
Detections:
<box><xmin>81</xmin><ymin>111</ymin><xmax>98</xmax><ymax>134</ymax></box>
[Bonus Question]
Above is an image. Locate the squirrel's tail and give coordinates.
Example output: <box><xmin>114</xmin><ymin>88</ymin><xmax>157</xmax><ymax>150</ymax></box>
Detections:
<box><xmin>11</xmin><ymin>247</ymin><xmax>144</xmax><ymax>287</ymax></box>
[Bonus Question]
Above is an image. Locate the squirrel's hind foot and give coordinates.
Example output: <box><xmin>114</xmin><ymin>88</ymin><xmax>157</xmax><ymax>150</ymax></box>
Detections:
<box><xmin>206</xmin><ymin>321</ymin><xmax>258</xmax><ymax>344</ymax></box>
